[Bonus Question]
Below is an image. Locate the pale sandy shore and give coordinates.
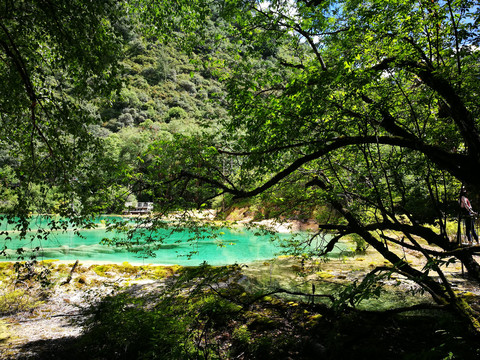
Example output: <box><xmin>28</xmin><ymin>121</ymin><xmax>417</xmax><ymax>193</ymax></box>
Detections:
<box><xmin>38</xmin><ymin>259</ymin><xmax>177</xmax><ymax>267</ymax></box>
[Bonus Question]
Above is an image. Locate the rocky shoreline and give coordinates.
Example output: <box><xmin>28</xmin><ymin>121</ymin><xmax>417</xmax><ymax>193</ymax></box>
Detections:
<box><xmin>1</xmin><ymin>219</ymin><xmax>479</xmax><ymax>359</ymax></box>
<box><xmin>0</xmin><ymin>262</ymin><xmax>178</xmax><ymax>359</ymax></box>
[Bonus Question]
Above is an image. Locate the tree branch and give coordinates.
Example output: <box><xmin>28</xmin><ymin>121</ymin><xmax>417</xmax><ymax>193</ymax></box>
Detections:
<box><xmin>371</xmin><ymin>57</ymin><xmax>480</xmax><ymax>160</ymax></box>
<box><xmin>360</xmin><ymin>302</ymin><xmax>446</xmax><ymax>315</ymax></box>
<box><xmin>229</xmin><ymin>135</ymin><xmax>467</xmax><ymax>199</ymax></box>
<box><xmin>0</xmin><ymin>23</ymin><xmax>54</xmax><ymax>158</ymax></box>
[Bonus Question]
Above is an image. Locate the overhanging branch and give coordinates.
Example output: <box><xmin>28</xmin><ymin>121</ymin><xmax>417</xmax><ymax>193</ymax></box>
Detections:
<box><xmin>183</xmin><ymin>134</ymin><xmax>469</xmax><ymax>201</ymax></box>
<box><xmin>227</xmin><ymin>135</ymin><xmax>467</xmax><ymax>199</ymax></box>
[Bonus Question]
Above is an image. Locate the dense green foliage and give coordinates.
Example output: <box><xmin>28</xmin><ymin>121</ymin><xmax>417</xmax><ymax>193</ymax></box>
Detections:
<box><xmin>0</xmin><ymin>2</ymin><xmax>233</xmax><ymax>218</ymax></box>
<box><xmin>3</xmin><ymin>0</ymin><xmax>480</xmax><ymax>351</ymax></box>
<box><xmin>138</xmin><ymin>0</ymin><xmax>480</xmax><ymax>331</ymax></box>
<box><xmin>0</xmin><ymin>1</ymin><xmax>126</xmax><ymax>216</ymax></box>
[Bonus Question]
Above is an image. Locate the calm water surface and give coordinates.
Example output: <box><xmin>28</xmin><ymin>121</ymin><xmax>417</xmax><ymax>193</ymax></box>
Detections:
<box><xmin>0</xmin><ymin>217</ymin><xmax>316</xmax><ymax>265</ymax></box>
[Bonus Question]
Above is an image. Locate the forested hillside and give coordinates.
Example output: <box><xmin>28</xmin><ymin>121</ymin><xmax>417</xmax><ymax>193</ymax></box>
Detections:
<box><xmin>0</xmin><ymin>12</ymin><xmax>233</xmax><ymax>214</ymax></box>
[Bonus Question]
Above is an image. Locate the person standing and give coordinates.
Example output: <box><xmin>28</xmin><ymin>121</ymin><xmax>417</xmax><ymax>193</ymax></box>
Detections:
<box><xmin>459</xmin><ymin>187</ymin><xmax>479</xmax><ymax>245</ymax></box>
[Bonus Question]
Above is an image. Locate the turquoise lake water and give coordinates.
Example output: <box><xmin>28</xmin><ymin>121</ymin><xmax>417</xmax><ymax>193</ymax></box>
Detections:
<box><xmin>0</xmin><ymin>218</ymin><xmax>317</xmax><ymax>266</ymax></box>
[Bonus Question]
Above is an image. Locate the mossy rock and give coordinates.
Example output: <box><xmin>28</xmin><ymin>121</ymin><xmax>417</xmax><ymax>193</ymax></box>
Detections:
<box><xmin>316</xmin><ymin>271</ymin><xmax>334</xmax><ymax>279</ymax></box>
<box><xmin>0</xmin><ymin>320</ymin><xmax>11</xmax><ymax>341</ymax></box>
<box><xmin>247</xmin><ymin>312</ymin><xmax>282</xmax><ymax>331</ymax></box>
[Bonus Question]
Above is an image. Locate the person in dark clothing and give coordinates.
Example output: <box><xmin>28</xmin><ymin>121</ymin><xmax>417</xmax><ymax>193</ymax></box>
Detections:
<box><xmin>459</xmin><ymin>187</ymin><xmax>478</xmax><ymax>245</ymax></box>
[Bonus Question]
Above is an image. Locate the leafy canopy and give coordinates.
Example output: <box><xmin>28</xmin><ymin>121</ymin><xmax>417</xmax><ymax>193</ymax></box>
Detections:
<box><xmin>144</xmin><ymin>0</ymin><xmax>480</xmax><ymax>331</ymax></box>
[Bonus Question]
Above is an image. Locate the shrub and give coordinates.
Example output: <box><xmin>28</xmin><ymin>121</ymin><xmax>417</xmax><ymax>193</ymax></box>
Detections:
<box><xmin>166</xmin><ymin>107</ymin><xmax>187</xmax><ymax>120</ymax></box>
<box><xmin>76</xmin><ymin>265</ymin><xmax>243</xmax><ymax>359</ymax></box>
<box><xmin>127</xmin><ymin>38</ymin><xmax>147</xmax><ymax>56</ymax></box>
<box><xmin>232</xmin><ymin>325</ymin><xmax>251</xmax><ymax>347</ymax></box>
<box><xmin>0</xmin><ymin>288</ymin><xmax>44</xmax><ymax>315</ymax></box>
<box><xmin>142</xmin><ymin>66</ymin><xmax>164</xmax><ymax>86</ymax></box>
<box><xmin>179</xmin><ymin>80</ymin><xmax>196</xmax><ymax>93</ymax></box>
<box><xmin>118</xmin><ymin>113</ymin><xmax>134</xmax><ymax>127</ymax></box>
